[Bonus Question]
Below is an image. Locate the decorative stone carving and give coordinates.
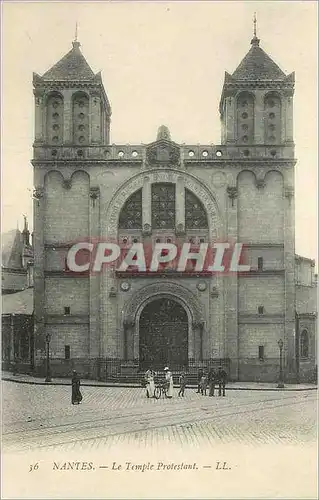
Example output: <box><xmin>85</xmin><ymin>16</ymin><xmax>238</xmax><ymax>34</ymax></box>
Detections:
<box><xmin>256</xmin><ymin>179</ymin><xmax>265</xmax><ymax>189</ymax></box>
<box><xmin>146</xmin><ymin>139</ymin><xmax>180</xmax><ymax>167</ymax></box>
<box><xmin>175</xmin><ymin>223</ymin><xmax>185</xmax><ymax>236</ymax></box>
<box><xmin>63</xmin><ymin>179</ymin><xmax>72</xmax><ymax>190</ymax></box>
<box><xmin>227</xmin><ymin>186</ymin><xmax>238</xmax><ymax>207</ymax></box>
<box><xmin>124</xmin><ymin>282</ymin><xmax>204</xmax><ymax>324</ymax></box>
<box><xmin>196</xmin><ymin>282</ymin><xmax>207</xmax><ymax>292</ymax></box>
<box><xmin>90</xmin><ymin>187</ymin><xmax>100</xmax><ymax>207</ymax></box>
<box><xmin>33</xmin><ymin>187</ymin><xmax>44</xmax><ymax>201</ymax></box>
<box><xmin>211</xmin><ymin>286</ymin><xmax>219</xmax><ymax>298</ymax></box>
<box><xmin>142</xmin><ymin>223</ymin><xmax>152</xmax><ymax>236</ymax></box>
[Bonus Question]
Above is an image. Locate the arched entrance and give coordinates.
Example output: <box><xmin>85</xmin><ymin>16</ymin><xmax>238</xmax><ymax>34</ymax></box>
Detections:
<box><xmin>139</xmin><ymin>298</ymin><xmax>188</xmax><ymax>370</ymax></box>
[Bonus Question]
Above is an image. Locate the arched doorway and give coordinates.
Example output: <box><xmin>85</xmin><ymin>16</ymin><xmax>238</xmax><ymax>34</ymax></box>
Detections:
<box><xmin>139</xmin><ymin>298</ymin><xmax>188</xmax><ymax>370</ymax></box>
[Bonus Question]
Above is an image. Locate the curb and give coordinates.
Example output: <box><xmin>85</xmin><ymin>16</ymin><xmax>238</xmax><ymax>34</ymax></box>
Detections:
<box><xmin>2</xmin><ymin>377</ymin><xmax>318</xmax><ymax>391</ymax></box>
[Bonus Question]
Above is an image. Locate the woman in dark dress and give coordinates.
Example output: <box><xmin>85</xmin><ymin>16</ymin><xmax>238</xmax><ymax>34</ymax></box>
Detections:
<box><xmin>71</xmin><ymin>370</ymin><xmax>83</xmax><ymax>405</ymax></box>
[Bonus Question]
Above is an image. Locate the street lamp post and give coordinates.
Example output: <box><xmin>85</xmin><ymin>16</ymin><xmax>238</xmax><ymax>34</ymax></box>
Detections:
<box><xmin>45</xmin><ymin>333</ymin><xmax>51</xmax><ymax>383</ymax></box>
<box><xmin>277</xmin><ymin>339</ymin><xmax>284</xmax><ymax>388</ymax></box>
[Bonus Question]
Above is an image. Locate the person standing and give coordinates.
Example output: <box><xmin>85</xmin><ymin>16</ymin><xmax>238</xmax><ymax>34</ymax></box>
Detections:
<box><xmin>200</xmin><ymin>372</ymin><xmax>207</xmax><ymax>395</ymax></box>
<box><xmin>208</xmin><ymin>367</ymin><xmax>216</xmax><ymax>397</ymax></box>
<box><xmin>217</xmin><ymin>365</ymin><xmax>227</xmax><ymax>397</ymax></box>
<box><xmin>164</xmin><ymin>367</ymin><xmax>174</xmax><ymax>398</ymax></box>
<box><xmin>178</xmin><ymin>372</ymin><xmax>186</xmax><ymax>397</ymax></box>
<box><xmin>144</xmin><ymin>368</ymin><xmax>155</xmax><ymax>398</ymax></box>
<box><xmin>71</xmin><ymin>370</ymin><xmax>83</xmax><ymax>405</ymax></box>
<box><xmin>196</xmin><ymin>368</ymin><xmax>204</xmax><ymax>393</ymax></box>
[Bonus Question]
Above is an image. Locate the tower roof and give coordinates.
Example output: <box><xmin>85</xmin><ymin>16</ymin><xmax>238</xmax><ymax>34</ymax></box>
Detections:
<box><xmin>232</xmin><ymin>41</ymin><xmax>286</xmax><ymax>81</ymax></box>
<box><xmin>41</xmin><ymin>41</ymin><xmax>95</xmax><ymax>81</ymax></box>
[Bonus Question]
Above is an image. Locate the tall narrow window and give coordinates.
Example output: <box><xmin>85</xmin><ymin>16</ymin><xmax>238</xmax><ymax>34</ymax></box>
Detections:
<box><xmin>152</xmin><ymin>183</ymin><xmax>175</xmax><ymax>229</ymax></box>
<box><xmin>65</xmin><ymin>345</ymin><xmax>70</xmax><ymax>360</ymax></box>
<box><xmin>264</xmin><ymin>93</ymin><xmax>282</xmax><ymax>144</ymax></box>
<box><xmin>72</xmin><ymin>92</ymin><xmax>89</xmax><ymax>145</ymax></box>
<box><xmin>47</xmin><ymin>93</ymin><xmax>64</xmax><ymax>145</ymax></box>
<box><xmin>185</xmin><ymin>189</ymin><xmax>208</xmax><ymax>229</ymax></box>
<box><xmin>236</xmin><ymin>92</ymin><xmax>254</xmax><ymax>144</ymax></box>
<box><xmin>258</xmin><ymin>345</ymin><xmax>265</xmax><ymax>361</ymax></box>
<box><xmin>300</xmin><ymin>330</ymin><xmax>309</xmax><ymax>358</ymax></box>
<box><xmin>64</xmin><ymin>306</ymin><xmax>70</xmax><ymax>315</ymax></box>
<box><xmin>258</xmin><ymin>306</ymin><xmax>264</xmax><ymax>315</ymax></box>
<box><xmin>119</xmin><ymin>189</ymin><xmax>142</xmax><ymax>229</ymax></box>
<box><xmin>258</xmin><ymin>257</ymin><xmax>263</xmax><ymax>271</ymax></box>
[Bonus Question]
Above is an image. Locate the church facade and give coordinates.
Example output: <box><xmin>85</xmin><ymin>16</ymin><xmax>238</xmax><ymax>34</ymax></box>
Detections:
<box><xmin>31</xmin><ymin>31</ymin><xmax>317</xmax><ymax>382</ymax></box>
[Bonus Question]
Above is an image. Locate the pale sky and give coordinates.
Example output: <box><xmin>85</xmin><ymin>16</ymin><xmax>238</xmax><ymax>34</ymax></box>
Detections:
<box><xmin>1</xmin><ymin>1</ymin><xmax>317</xmax><ymax>261</ymax></box>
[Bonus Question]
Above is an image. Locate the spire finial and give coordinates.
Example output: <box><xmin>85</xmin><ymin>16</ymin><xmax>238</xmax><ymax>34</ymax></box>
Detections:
<box><xmin>251</xmin><ymin>12</ymin><xmax>260</xmax><ymax>46</ymax></box>
<box><xmin>72</xmin><ymin>22</ymin><xmax>81</xmax><ymax>49</ymax></box>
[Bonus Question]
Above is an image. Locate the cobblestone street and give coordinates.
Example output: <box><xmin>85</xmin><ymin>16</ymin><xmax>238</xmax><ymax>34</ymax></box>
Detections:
<box><xmin>2</xmin><ymin>381</ymin><xmax>317</xmax><ymax>452</ymax></box>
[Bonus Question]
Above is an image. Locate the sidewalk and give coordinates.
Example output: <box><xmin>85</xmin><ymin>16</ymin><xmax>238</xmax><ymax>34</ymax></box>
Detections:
<box><xmin>1</xmin><ymin>371</ymin><xmax>317</xmax><ymax>391</ymax></box>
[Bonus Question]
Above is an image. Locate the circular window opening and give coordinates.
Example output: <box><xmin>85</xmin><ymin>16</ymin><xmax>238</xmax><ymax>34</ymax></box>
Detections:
<box><xmin>78</xmin><ymin>124</ymin><xmax>85</xmax><ymax>131</ymax></box>
<box><xmin>133</xmin><ymin>238</ymin><xmax>138</xmax><ymax>243</ymax></box>
<box><xmin>167</xmin><ymin>238</ymin><xmax>172</xmax><ymax>243</ymax></box>
<box><xmin>156</xmin><ymin>238</ymin><xmax>161</xmax><ymax>243</ymax></box>
<box><xmin>52</xmin><ymin>112</ymin><xmax>59</xmax><ymax>119</ymax></box>
<box><xmin>267</xmin><ymin>100</ymin><xmax>275</xmax><ymax>108</ymax></box>
<box><xmin>242</xmin><ymin>124</ymin><xmax>248</xmax><ymax>131</ymax></box>
<box><xmin>243</xmin><ymin>149</ymin><xmax>250</xmax><ymax>157</ymax></box>
<box><xmin>132</xmin><ymin>151</ymin><xmax>138</xmax><ymax>157</ymax></box>
<box><xmin>52</xmin><ymin>136</ymin><xmax>59</xmax><ymax>143</ymax></box>
<box><xmin>104</xmin><ymin>150</ymin><xmax>111</xmax><ymax>157</ymax></box>
<box><xmin>52</xmin><ymin>101</ymin><xmax>60</xmax><ymax>109</ymax></box>
<box><xmin>241</xmin><ymin>112</ymin><xmax>248</xmax><ymax>119</ymax></box>
<box><xmin>78</xmin><ymin>113</ymin><xmax>85</xmax><ymax>119</ymax></box>
<box><xmin>270</xmin><ymin>149</ymin><xmax>277</xmax><ymax>157</ymax></box>
<box><xmin>79</xmin><ymin>136</ymin><xmax>85</xmax><ymax>143</ymax></box>
<box><xmin>77</xmin><ymin>149</ymin><xmax>83</xmax><ymax>157</ymax></box>
<box><xmin>269</xmin><ymin>112</ymin><xmax>275</xmax><ymax>119</ymax></box>
<box><xmin>202</xmin><ymin>150</ymin><xmax>208</xmax><ymax>157</ymax></box>
<box><xmin>188</xmin><ymin>150</ymin><xmax>195</xmax><ymax>157</ymax></box>
<box><xmin>118</xmin><ymin>151</ymin><xmax>124</xmax><ymax>157</ymax></box>
<box><xmin>53</xmin><ymin>124</ymin><xmax>59</xmax><ymax>131</ymax></box>
<box><xmin>269</xmin><ymin>135</ymin><xmax>276</xmax><ymax>142</ymax></box>
<box><xmin>216</xmin><ymin>150</ymin><xmax>223</xmax><ymax>157</ymax></box>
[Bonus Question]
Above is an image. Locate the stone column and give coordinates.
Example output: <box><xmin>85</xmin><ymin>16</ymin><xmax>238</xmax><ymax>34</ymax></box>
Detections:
<box><xmin>142</xmin><ymin>176</ymin><xmax>151</xmax><ymax>228</ymax></box>
<box><xmin>225</xmin><ymin>185</ymin><xmax>239</xmax><ymax>380</ymax></box>
<box><xmin>285</xmin><ymin>94</ymin><xmax>294</xmax><ymax>144</ymax></box>
<box><xmin>124</xmin><ymin>320</ymin><xmax>135</xmax><ymax>361</ymax></box>
<box><xmin>176</xmin><ymin>176</ymin><xmax>185</xmax><ymax>229</ymax></box>
<box><xmin>193</xmin><ymin>321</ymin><xmax>204</xmax><ymax>361</ymax></box>
<box><xmin>254</xmin><ymin>90</ymin><xmax>265</xmax><ymax>145</ymax></box>
<box><xmin>284</xmin><ymin>183</ymin><xmax>296</xmax><ymax>380</ymax></box>
<box><xmin>33</xmin><ymin>185</ymin><xmax>46</xmax><ymax>372</ymax></box>
<box><xmin>63</xmin><ymin>89</ymin><xmax>73</xmax><ymax>145</ymax></box>
<box><xmin>33</xmin><ymin>89</ymin><xmax>45</xmax><ymax>143</ymax></box>
<box><xmin>89</xmin><ymin>187</ymin><xmax>100</xmax><ymax>377</ymax></box>
<box><xmin>225</xmin><ymin>96</ymin><xmax>236</xmax><ymax>143</ymax></box>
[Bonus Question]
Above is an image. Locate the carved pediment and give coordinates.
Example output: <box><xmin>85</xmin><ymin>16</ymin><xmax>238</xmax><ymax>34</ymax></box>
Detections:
<box><xmin>146</xmin><ymin>139</ymin><xmax>180</xmax><ymax>167</ymax></box>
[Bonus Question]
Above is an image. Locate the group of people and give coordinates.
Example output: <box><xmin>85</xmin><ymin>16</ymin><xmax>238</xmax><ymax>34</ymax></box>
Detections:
<box><xmin>197</xmin><ymin>366</ymin><xmax>227</xmax><ymax>397</ymax></box>
<box><xmin>144</xmin><ymin>365</ymin><xmax>227</xmax><ymax>398</ymax></box>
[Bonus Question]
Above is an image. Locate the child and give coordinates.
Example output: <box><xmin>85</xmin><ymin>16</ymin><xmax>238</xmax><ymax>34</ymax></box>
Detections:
<box><xmin>178</xmin><ymin>372</ymin><xmax>186</xmax><ymax>397</ymax></box>
<box><xmin>200</xmin><ymin>372</ymin><xmax>207</xmax><ymax>396</ymax></box>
